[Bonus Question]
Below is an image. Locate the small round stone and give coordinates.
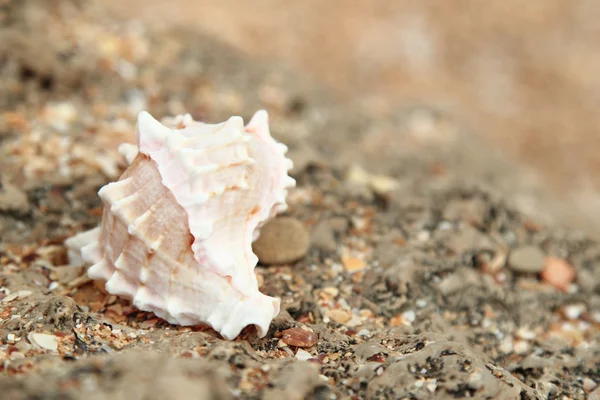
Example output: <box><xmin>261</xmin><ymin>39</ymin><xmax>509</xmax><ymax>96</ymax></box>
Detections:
<box><xmin>252</xmin><ymin>217</ymin><xmax>309</xmax><ymax>265</ymax></box>
<box><xmin>508</xmin><ymin>245</ymin><xmax>545</xmax><ymax>273</ymax></box>
<box><xmin>281</xmin><ymin>327</ymin><xmax>318</xmax><ymax>348</ymax></box>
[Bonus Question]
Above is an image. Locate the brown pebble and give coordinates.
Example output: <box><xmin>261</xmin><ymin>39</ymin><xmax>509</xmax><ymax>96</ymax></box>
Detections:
<box><xmin>281</xmin><ymin>327</ymin><xmax>318</xmax><ymax>348</ymax></box>
<box><xmin>252</xmin><ymin>217</ymin><xmax>309</xmax><ymax>265</ymax></box>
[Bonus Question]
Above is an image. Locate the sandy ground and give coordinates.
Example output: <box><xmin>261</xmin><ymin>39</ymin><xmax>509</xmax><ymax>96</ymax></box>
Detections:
<box><xmin>103</xmin><ymin>0</ymin><xmax>600</xmax><ymax>239</ymax></box>
<box><xmin>0</xmin><ymin>0</ymin><xmax>599</xmax><ymax>399</ymax></box>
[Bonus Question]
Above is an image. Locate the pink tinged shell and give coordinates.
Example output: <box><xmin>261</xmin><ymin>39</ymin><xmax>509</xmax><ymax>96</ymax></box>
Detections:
<box><xmin>65</xmin><ymin>110</ymin><xmax>295</xmax><ymax>339</ymax></box>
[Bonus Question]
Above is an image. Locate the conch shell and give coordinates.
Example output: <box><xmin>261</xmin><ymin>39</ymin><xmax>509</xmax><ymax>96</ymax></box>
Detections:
<box><xmin>66</xmin><ymin>110</ymin><xmax>295</xmax><ymax>339</ymax></box>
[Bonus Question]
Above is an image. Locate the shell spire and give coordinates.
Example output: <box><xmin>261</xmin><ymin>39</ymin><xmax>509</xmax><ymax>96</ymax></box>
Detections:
<box><xmin>66</xmin><ymin>110</ymin><xmax>295</xmax><ymax>339</ymax></box>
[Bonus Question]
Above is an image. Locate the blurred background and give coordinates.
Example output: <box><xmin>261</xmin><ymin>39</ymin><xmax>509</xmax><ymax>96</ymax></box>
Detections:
<box><xmin>103</xmin><ymin>0</ymin><xmax>600</xmax><ymax>226</ymax></box>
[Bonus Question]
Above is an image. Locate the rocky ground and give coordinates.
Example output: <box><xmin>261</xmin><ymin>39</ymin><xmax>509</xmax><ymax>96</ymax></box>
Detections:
<box><xmin>0</xmin><ymin>1</ymin><xmax>599</xmax><ymax>399</ymax></box>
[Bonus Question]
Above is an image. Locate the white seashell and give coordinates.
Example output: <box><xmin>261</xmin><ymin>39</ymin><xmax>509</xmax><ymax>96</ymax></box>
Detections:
<box><xmin>66</xmin><ymin>110</ymin><xmax>295</xmax><ymax>339</ymax></box>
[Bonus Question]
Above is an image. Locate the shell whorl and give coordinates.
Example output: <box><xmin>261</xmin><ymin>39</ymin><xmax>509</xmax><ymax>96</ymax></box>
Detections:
<box><xmin>66</xmin><ymin>110</ymin><xmax>295</xmax><ymax>339</ymax></box>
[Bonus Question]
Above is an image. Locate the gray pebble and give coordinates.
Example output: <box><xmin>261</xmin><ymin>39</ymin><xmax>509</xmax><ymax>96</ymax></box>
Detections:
<box><xmin>508</xmin><ymin>245</ymin><xmax>546</xmax><ymax>273</ymax></box>
<box><xmin>437</xmin><ymin>267</ymin><xmax>479</xmax><ymax>296</ymax></box>
<box><xmin>253</xmin><ymin>217</ymin><xmax>309</xmax><ymax>265</ymax></box>
<box><xmin>0</xmin><ymin>181</ymin><xmax>30</xmax><ymax>214</ymax></box>
<box><xmin>445</xmin><ymin>225</ymin><xmax>495</xmax><ymax>254</ymax></box>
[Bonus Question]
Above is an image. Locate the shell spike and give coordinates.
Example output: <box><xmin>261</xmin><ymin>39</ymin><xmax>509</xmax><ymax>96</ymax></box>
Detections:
<box><xmin>284</xmin><ymin>176</ymin><xmax>296</xmax><ymax>189</ymax></box>
<box><xmin>136</xmin><ymin>111</ymin><xmax>172</xmax><ymax>153</ymax></box>
<box><xmin>276</xmin><ymin>143</ymin><xmax>289</xmax><ymax>154</ymax></box>
<box><xmin>245</xmin><ymin>109</ymin><xmax>270</xmax><ymax>137</ymax></box>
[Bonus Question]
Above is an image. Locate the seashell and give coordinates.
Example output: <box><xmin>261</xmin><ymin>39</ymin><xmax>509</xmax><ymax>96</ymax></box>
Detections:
<box><xmin>65</xmin><ymin>110</ymin><xmax>295</xmax><ymax>339</ymax></box>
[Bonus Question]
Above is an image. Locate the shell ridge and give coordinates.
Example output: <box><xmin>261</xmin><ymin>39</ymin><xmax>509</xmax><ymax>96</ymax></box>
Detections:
<box><xmin>88</xmin><ymin>260</ymin><xmax>112</xmax><ymax>280</ymax></box>
<box><xmin>64</xmin><ymin>227</ymin><xmax>102</xmax><ymax>266</ymax></box>
<box><xmin>137</xmin><ymin>115</ymin><xmax>257</xmax><ymax>286</ymax></box>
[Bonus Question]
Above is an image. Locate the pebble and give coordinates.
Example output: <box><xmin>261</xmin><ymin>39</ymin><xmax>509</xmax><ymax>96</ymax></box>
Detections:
<box><xmin>437</xmin><ymin>267</ymin><xmax>479</xmax><ymax>296</ymax></box>
<box><xmin>280</xmin><ymin>327</ymin><xmax>318</xmax><ymax>348</ymax></box>
<box><xmin>346</xmin><ymin>164</ymin><xmax>398</xmax><ymax>196</ymax></box>
<box><xmin>416</xmin><ymin>231</ymin><xmax>430</xmax><ymax>242</ymax></box>
<box><xmin>508</xmin><ymin>245</ymin><xmax>545</xmax><ymax>273</ymax></box>
<box><xmin>515</xmin><ymin>327</ymin><xmax>536</xmax><ymax>341</ymax></box>
<box><xmin>0</xmin><ymin>182</ymin><xmax>30</xmax><ymax>215</ymax></box>
<box><xmin>16</xmin><ymin>290</ymin><xmax>32</xmax><ymax>299</ymax></box>
<box><xmin>540</xmin><ymin>256</ymin><xmax>575</xmax><ymax>291</ymax></box>
<box><xmin>252</xmin><ymin>217</ymin><xmax>309</xmax><ymax>265</ymax></box>
<box><xmin>564</xmin><ymin>303</ymin><xmax>586</xmax><ymax>320</ymax></box>
<box><xmin>341</xmin><ymin>256</ymin><xmax>365</xmax><ymax>272</ymax></box>
<box><xmin>576</xmin><ymin>268</ymin><xmax>597</xmax><ymax>293</ymax></box>
<box><xmin>583</xmin><ymin>378</ymin><xmax>597</xmax><ymax>393</ymax></box>
<box><xmin>295</xmin><ymin>349</ymin><xmax>313</xmax><ymax>361</ymax></box>
<box><xmin>513</xmin><ymin>340</ymin><xmax>530</xmax><ymax>355</ymax></box>
<box><xmin>2</xmin><ymin>292</ymin><xmax>18</xmax><ymax>303</ymax></box>
<box><xmin>44</xmin><ymin>102</ymin><xmax>77</xmax><ymax>132</ymax></box>
<box><xmin>28</xmin><ymin>332</ymin><xmax>58</xmax><ymax>351</ymax></box>
<box><xmin>499</xmin><ymin>337</ymin><xmax>513</xmax><ymax>354</ymax></box>
<box><xmin>445</xmin><ymin>225</ymin><xmax>495</xmax><ymax>254</ymax></box>
<box><xmin>426</xmin><ymin>381</ymin><xmax>437</xmax><ymax>393</ymax></box>
<box><xmin>326</xmin><ymin>309</ymin><xmax>352</xmax><ymax>324</ymax></box>
<box><xmin>402</xmin><ymin>310</ymin><xmax>416</xmax><ymax>323</ymax></box>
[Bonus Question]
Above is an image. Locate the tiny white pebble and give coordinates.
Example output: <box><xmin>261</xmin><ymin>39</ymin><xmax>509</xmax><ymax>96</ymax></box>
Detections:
<box><xmin>513</xmin><ymin>340</ymin><xmax>529</xmax><ymax>355</ymax></box>
<box><xmin>416</xmin><ymin>231</ymin><xmax>430</xmax><ymax>242</ymax></box>
<box><xmin>295</xmin><ymin>349</ymin><xmax>312</xmax><ymax>361</ymax></box>
<box><xmin>7</xmin><ymin>333</ymin><xmax>16</xmax><ymax>342</ymax></box>
<box><xmin>48</xmin><ymin>282</ymin><xmax>60</xmax><ymax>291</ymax></box>
<box><xmin>564</xmin><ymin>303</ymin><xmax>586</xmax><ymax>320</ymax></box>
<box><xmin>323</xmin><ymin>287</ymin><xmax>339</xmax><ymax>297</ymax></box>
<box><xmin>469</xmin><ymin>371</ymin><xmax>483</xmax><ymax>383</ymax></box>
<box><xmin>426</xmin><ymin>381</ymin><xmax>437</xmax><ymax>393</ymax></box>
<box><xmin>437</xmin><ymin>221</ymin><xmax>453</xmax><ymax>231</ymax></box>
<box><xmin>357</xmin><ymin>329</ymin><xmax>370</xmax><ymax>337</ymax></box>
<box><xmin>402</xmin><ymin>310</ymin><xmax>416</xmax><ymax>323</ymax></box>
<box><xmin>416</xmin><ymin>299</ymin><xmax>427</xmax><ymax>308</ymax></box>
<box><xmin>499</xmin><ymin>336</ymin><xmax>513</xmax><ymax>354</ymax></box>
<box><xmin>515</xmin><ymin>327</ymin><xmax>536</xmax><ymax>341</ymax></box>
<box><xmin>562</xmin><ymin>322</ymin><xmax>574</xmax><ymax>331</ymax></box>
<box><xmin>566</xmin><ymin>284</ymin><xmax>578</xmax><ymax>294</ymax></box>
